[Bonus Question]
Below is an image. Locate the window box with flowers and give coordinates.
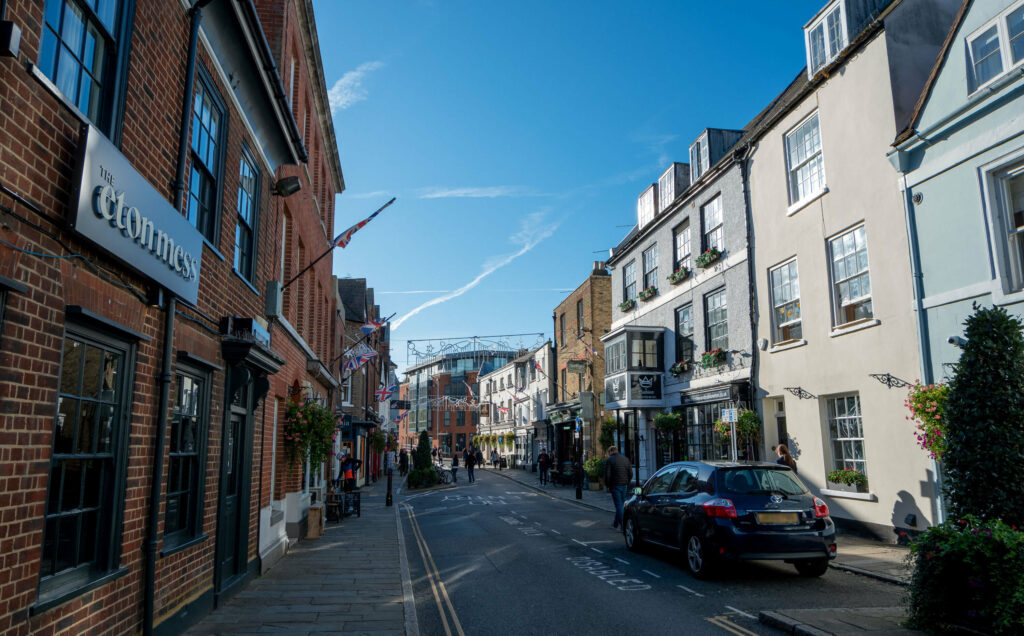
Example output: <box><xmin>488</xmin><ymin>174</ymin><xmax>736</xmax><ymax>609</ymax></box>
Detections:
<box><xmin>638</xmin><ymin>286</ymin><xmax>658</xmax><ymax>301</ymax></box>
<box><xmin>667</xmin><ymin>267</ymin><xmax>691</xmax><ymax>285</ymax></box>
<box><xmin>284</xmin><ymin>398</ymin><xmax>337</xmax><ymax>471</ymax></box>
<box><xmin>669</xmin><ymin>361</ymin><xmax>691</xmax><ymax>376</ymax></box>
<box><xmin>695</xmin><ymin>247</ymin><xmax>722</xmax><ymax>269</ymax></box>
<box><xmin>619</xmin><ymin>299</ymin><xmax>636</xmax><ymax>312</ymax></box>
<box><xmin>700</xmin><ymin>348</ymin><xmax>726</xmax><ymax>369</ymax></box>
<box><xmin>826</xmin><ymin>468</ymin><xmax>868</xmax><ymax>493</ymax></box>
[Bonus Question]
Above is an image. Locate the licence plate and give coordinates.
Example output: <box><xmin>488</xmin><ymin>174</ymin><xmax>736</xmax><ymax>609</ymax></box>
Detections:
<box><xmin>756</xmin><ymin>512</ymin><xmax>799</xmax><ymax>524</ymax></box>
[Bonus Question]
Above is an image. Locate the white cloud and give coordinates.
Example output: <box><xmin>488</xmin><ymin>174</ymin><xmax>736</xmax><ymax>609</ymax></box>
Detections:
<box><xmin>348</xmin><ymin>190</ymin><xmax>394</xmax><ymax>200</ymax></box>
<box><xmin>418</xmin><ymin>186</ymin><xmax>523</xmax><ymax>199</ymax></box>
<box><xmin>391</xmin><ymin>212</ymin><xmax>559</xmax><ymax>330</ymax></box>
<box><xmin>328</xmin><ymin>61</ymin><xmax>385</xmax><ymax>113</ymax></box>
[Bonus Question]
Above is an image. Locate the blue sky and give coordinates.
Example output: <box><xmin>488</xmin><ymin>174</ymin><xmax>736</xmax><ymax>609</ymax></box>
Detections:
<box><xmin>312</xmin><ymin>1</ymin><xmax>825</xmax><ymax>372</ymax></box>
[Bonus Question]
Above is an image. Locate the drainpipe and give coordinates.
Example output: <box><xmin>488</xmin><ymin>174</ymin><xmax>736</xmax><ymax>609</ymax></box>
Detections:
<box><xmin>144</xmin><ymin>3</ymin><xmax>211</xmax><ymax>635</ymax></box>
<box><xmin>737</xmin><ymin>145</ymin><xmax>760</xmax><ymax>457</ymax></box>
<box><xmin>551</xmin><ymin>312</ymin><xmax>558</xmax><ymax>401</ymax></box>
<box><xmin>898</xmin><ymin>173</ymin><xmax>945</xmax><ymax>525</ymax></box>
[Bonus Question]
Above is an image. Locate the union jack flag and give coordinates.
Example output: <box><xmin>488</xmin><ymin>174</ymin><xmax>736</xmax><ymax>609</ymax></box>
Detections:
<box><xmin>333</xmin><ymin>198</ymin><xmax>394</xmax><ymax>248</ymax></box>
<box><xmin>533</xmin><ymin>360</ymin><xmax>547</xmax><ymax>376</ymax></box>
<box><xmin>374</xmin><ymin>383</ymin><xmax>396</xmax><ymax>400</ymax></box>
<box><xmin>360</xmin><ymin>319</ymin><xmax>384</xmax><ymax>335</ymax></box>
<box><xmin>498</xmin><ymin>406</ymin><xmax>509</xmax><ymax>414</ymax></box>
<box><xmin>391</xmin><ymin>411</ymin><xmax>407</xmax><ymax>423</ymax></box>
<box><xmin>343</xmin><ymin>352</ymin><xmax>377</xmax><ymax>373</ymax></box>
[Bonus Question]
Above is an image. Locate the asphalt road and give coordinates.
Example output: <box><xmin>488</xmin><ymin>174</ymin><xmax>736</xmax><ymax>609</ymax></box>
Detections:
<box><xmin>399</xmin><ymin>470</ymin><xmax>903</xmax><ymax>636</ymax></box>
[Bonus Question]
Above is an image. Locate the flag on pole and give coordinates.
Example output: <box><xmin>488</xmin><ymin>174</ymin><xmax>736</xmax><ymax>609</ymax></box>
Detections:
<box><xmin>533</xmin><ymin>360</ymin><xmax>547</xmax><ymax>376</ymax></box>
<box><xmin>333</xmin><ymin>199</ymin><xmax>394</xmax><ymax>248</ymax></box>
<box><xmin>391</xmin><ymin>411</ymin><xmax>407</xmax><ymax>424</ymax></box>
<box><xmin>374</xmin><ymin>383</ymin><xmax>396</xmax><ymax>401</ymax></box>
<box><xmin>360</xmin><ymin>319</ymin><xmax>384</xmax><ymax>335</ymax></box>
<box><xmin>464</xmin><ymin>380</ymin><xmax>474</xmax><ymax>398</ymax></box>
<box><xmin>498</xmin><ymin>406</ymin><xmax>509</xmax><ymax>414</ymax></box>
<box><xmin>577</xmin><ymin>334</ymin><xmax>598</xmax><ymax>357</ymax></box>
<box><xmin>343</xmin><ymin>351</ymin><xmax>378</xmax><ymax>373</ymax></box>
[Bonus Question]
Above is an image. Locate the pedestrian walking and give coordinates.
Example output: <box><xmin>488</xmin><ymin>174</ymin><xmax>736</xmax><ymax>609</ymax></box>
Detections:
<box><xmin>603</xmin><ymin>446</ymin><xmax>632</xmax><ymax>530</ymax></box>
<box><xmin>431</xmin><ymin>447</ymin><xmax>438</xmax><ymax>461</ymax></box>
<box><xmin>399</xmin><ymin>449</ymin><xmax>409</xmax><ymax>476</ymax></box>
<box><xmin>491</xmin><ymin>449</ymin><xmax>499</xmax><ymax>470</ymax></box>
<box><xmin>776</xmin><ymin>443</ymin><xmax>797</xmax><ymax>473</ymax></box>
<box><xmin>537</xmin><ymin>448</ymin><xmax>550</xmax><ymax>485</ymax></box>
<box><xmin>451</xmin><ymin>452</ymin><xmax>459</xmax><ymax>482</ymax></box>
<box><xmin>466</xmin><ymin>448</ymin><xmax>476</xmax><ymax>482</ymax></box>
<box><xmin>475</xmin><ymin>448</ymin><xmax>484</xmax><ymax>469</ymax></box>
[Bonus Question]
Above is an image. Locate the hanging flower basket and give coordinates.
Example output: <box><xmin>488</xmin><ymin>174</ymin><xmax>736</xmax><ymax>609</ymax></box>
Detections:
<box><xmin>619</xmin><ymin>299</ymin><xmax>636</xmax><ymax>312</ymax></box>
<box><xmin>653</xmin><ymin>411</ymin><xmax>685</xmax><ymax>434</ymax></box>
<box><xmin>283</xmin><ymin>398</ymin><xmax>337</xmax><ymax>469</ymax></box>
<box><xmin>695</xmin><ymin>247</ymin><xmax>722</xmax><ymax>269</ymax></box>
<box><xmin>669</xmin><ymin>361</ymin><xmax>691</xmax><ymax>376</ymax></box>
<box><xmin>905</xmin><ymin>381</ymin><xmax>948</xmax><ymax>461</ymax></box>
<box><xmin>667</xmin><ymin>267</ymin><xmax>691</xmax><ymax>285</ymax></box>
<box><xmin>700</xmin><ymin>348</ymin><xmax>726</xmax><ymax>369</ymax></box>
<box><xmin>713</xmin><ymin>409</ymin><xmax>761</xmax><ymax>442</ymax></box>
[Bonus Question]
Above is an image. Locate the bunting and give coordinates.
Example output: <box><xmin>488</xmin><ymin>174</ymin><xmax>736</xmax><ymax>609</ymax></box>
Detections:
<box><xmin>343</xmin><ymin>351</ymin><xmax>378</xmax><ymax>373</ymax></box>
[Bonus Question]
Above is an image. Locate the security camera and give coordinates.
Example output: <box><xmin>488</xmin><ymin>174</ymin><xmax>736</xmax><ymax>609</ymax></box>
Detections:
<box><xmin>947</xmin><ymin>336</ymin><xmax>967</xmax><ymax>347</ymax></box>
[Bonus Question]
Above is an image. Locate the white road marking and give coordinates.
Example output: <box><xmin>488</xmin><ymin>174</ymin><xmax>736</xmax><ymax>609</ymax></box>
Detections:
<box><xmin>677</xmin><ymin>584</ymin><xmax>705</xmax><ymax>598</ymax></box>
<box><xmin>725</xmin><ymin>606</ymin><xmax>757</xmax><ymax>620</ymax></box>
<box><xmin>614</xmin><ymin>557</ymin><xmax>629</xmax><ymax>565</ymax></box>
<box><xmin>590</xmin><ymin>548</ymin><xmax>604</xmax><ymax>554</ymax></box>
<box><xmin>550</xmin><ymin>529</ymin><xmax>561</xmax><ymax>535</ymax></box>
<box><xmin>572</xmin><ymin>539</ymin><xmax>588</xmax><ymax>546</ymax></box>
<box><xmin>565</xmin><ymin>556</ymin><xmax>651</xmax><ymax>591</ymax></box>
<box><xmin>642</xmin><ymin>569</ymin><xmax>661</xmax><ymax>579</ymax></box>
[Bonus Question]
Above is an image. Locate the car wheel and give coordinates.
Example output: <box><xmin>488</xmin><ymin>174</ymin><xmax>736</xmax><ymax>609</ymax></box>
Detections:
<box><xmin>684</xmin><ymin>532</ymin><xmax>715</xmax><ymax>579</ymax></box>
<box><xmin>794</xmin><ymin>558</ymin><xmax>829</xmax><ymax>577</ymax></box>
<box><xmin>624</xmin><ymin>517</ymin><xmax>642</xmax><ymax>552</ymax></box>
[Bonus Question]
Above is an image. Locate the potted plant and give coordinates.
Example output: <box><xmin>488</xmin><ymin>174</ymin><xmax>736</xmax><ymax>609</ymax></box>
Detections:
<box><xmin>695</xmin><ymin>247</ymin><xmax>722</xmax><ymax>268</ymax></box>
<box><xmin>700</xmin><ymin>348</ymin><xmax>726</xmax><ymax>369</ymax></box>
<box><xmin>638</xmin><ymin>286</ymin><xmax>658</xmax><ymax>301</ymax></box>
<box><xmin>826</xmin><ymin>468</ymin><xmax>868</xmax><ymax>493</ymax></box>
<box><xmin>584</xmin><ymin>456</ymin><xmax>605</xmax><ymax>490</ymax></box>
<box><xmin>619</xmin><ymin>298</ymin><xmax>636</xmax><ymax>312</ymax></box>
<box><xmin>667</xmin><ymin>267</ymin><xmax>691</xmax><ymax>285</ymax></box>
<box><xmin>669</xmin><ymin>360</ymin><xmax>691</xmax><ymax>376</ymax></box>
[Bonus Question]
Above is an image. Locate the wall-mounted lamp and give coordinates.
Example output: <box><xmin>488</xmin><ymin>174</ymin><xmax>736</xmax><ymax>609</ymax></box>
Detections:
<box><xmin>273</xmin><ymin>175</ymin><xmax>302</xmax><ymax>197</ymax></box>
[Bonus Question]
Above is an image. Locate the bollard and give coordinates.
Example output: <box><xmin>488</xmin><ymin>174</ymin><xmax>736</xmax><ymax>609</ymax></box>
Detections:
<box><xmin>386</xmin><ymin>469</ymin><xmax>393</xmax><ymax>507</ymax></box>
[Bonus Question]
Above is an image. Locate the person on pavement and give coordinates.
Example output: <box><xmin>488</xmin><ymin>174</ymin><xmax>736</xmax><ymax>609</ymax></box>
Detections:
<box><xmin>537</xmin><ymin>448</ymin><xmax>550</xmax><ymax>485</ymax></box>
<box><xmin>399</xmin><ymin>449</ymin><xmax>409</xmax><ymax>476</ymax></box>
<box><xmin>776</xmin><ymin>443</ymin><xmax>797</xmax><ymax>473</ymax></box>
<box><xmin>491</xmin><ymin>449</ymin><xmax>499</xmax><ymax>469</ymax></box>
<box><xmin>604</xmin><ymin>446</ymin><xmax>632</xmax><ymax>530</ymax></box>
<box><xmin>451</xmin><ymin>452</ymin><xmax>459</xmax><ymax>482</ymax></box>
<box><xmin>475</xmin><ymin>447</ymin><xmax>484</xmax><ymax>469</ymax></box>
<box><xmin>466</xmin><ymin>448</ymin><xmax>476</xmax><ymax>482</ymax></box>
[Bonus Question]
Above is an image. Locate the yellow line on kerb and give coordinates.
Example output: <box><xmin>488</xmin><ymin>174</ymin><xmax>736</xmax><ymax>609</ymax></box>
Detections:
<box><xmin>404</xmin><ymin>504</ymin><xmax>466</xmax><ymax>636</ymax></box>
<box><xmin>706</xmin><ymin>615</ymin><xmax>761</xmax><ymax>636</ymax></box>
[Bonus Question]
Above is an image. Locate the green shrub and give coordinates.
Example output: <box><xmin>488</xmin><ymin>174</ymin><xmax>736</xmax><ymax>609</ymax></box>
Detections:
<box><xmin>413</xmin><ymin>431</ymin><xmax>432</xmax><ymax>471</ymax></box>
<box><xmin>905</xmin><ymin>516</ymin><xmax>1024</xmax><ymax>634</ymax></box>
<box><xmin>945</xmin><ymin>305</ymin><xmax>1024</xmax><ymax>527</ymax></box>
<box><xmin>583</xmin><ymin>457</ymin><xmax>605</xmax><ymax>480</ymax></box>
<box><xmin>598</xmin><ymin>419</ymin><xmax>616</xmax><ymax>451</ymax></box>
<box><xmin>407</xmin><ymin>468</ymin><xmax>422</xmax><ymax>489</ymax></box>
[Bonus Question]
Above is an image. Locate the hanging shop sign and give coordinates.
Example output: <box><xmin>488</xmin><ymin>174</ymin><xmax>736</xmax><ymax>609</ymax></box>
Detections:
<box><xmin>630</xmin><ymin>374</ymin><xmax>662</xmax><ymax>400</ymax></box>
<box><xmin>605</xmin><ymin>374</ymin><xmax>627</xmax><ymax>404</ymax></box>
<box><xmin>69</xmin><ymin>124</ymin><xmax>203</xmax><ymax>304</ymax></box>
<box><xmin>566</xmin><ymin>359</ymin><xmax>587</xmax><ymax>374</ymax></box>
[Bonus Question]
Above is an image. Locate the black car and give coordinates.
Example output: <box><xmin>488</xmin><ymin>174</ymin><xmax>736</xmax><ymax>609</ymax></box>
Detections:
<box><xmin>622</xmin><ymin>461</ymin><xmax>836</xmax><ymax>578</ymax></box>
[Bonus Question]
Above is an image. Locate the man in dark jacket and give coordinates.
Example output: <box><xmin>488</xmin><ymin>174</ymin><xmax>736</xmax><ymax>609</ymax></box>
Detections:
<box><xmin>604</xmin><ymin>446</ymin><xmax>632</xmax><ymax>529</ymax></box>
<box><xmin>537</xmin><ymin>449</ymin><xmax>550</xmax><ymax>485</ymax></box>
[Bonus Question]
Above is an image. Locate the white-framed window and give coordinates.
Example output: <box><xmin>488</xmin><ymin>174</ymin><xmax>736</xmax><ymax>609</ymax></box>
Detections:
<box><xmin>826</xmin><ymin>394</ymin><xmax>866</xmax><ymax>476</ymax></box>
<box><xmin>637</xmin><ymin>185</ymin><xmax>656</xmax><ymax>228</ymax></box>
<box><xmin>673</xmin><ymin>221</ymin><xmax>690</xmax><ymax>272</ymax></box>
<box><xmin>701</xmin><ymin>196</ymin><xmax>723</xmax><ymax>253</ymax></box>
<box><xmin>966</xmin><ymin>2</ymin><xmax>1024</xmax><ymax>92</ymax></box>
<box><xmin>828</xmin><ymin>225</ymin><xmax>872</xmax><ymax>326</ymax></box>
<box><xmin>991</xmin><ymin>163</ymin><xmax>1024</xmax><ymax>292</ymax></box>
<box><xmin>623</xmin><ymin>260</ymin><xmax>637</xmax><ymax>301</ymax></box>
<box><xmin>605</xmin><ymin>340</ymin><xmax>626</xmax><ymax>375</ymax></box>
<box><xmin>642</xmin><ymin>245</ymin><xmax>658</xmax><ymax>291</ymax></box>
<box><xmin>785</xmin><ymin>112</ymin><xmax>826</xmax><ymax>205</ymax></box>
<box><xmin>769</xmin><ymin>259</ymin><xmax>802</xmax><ymax>343</ymax></box>
<box><xmin>689</xmin><ymin>133</ymin><xmax>710</xmax><ymax>182</ymax></box>
<box><xmin>659</xmin><ymin>166</ymin><xmax>676</xmax><ymax>213</ymax></box>
<box><xmin>704</xmin><ymin>288</ymin><xmax>728</xmax><ymax>351</ymax></box>
<box><xmin>804</xmin><ymin>0</ymin><xmax>847</xmax><ymax>77</ymax></box>
<box><xmin>675</xmin><ymin>304</ymin><xmax>694</xmax><ymax>363</ymax></box>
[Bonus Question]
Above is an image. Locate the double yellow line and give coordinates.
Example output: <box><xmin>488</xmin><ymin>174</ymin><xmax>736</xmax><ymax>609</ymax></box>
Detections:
<box><xmin>404</xmin><ymin>504</ymin><xmax>465</xmax><ymax>636</ymax></box>
<box><xmin>706</xmin><ymin>615</ymin><xmax>760</xmax><ymax>636</ymax></box>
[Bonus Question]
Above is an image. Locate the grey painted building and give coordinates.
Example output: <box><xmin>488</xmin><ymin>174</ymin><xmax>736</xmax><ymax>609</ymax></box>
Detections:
<box><xmin>603</xmin><ymin>128</ymin><xmax>754</xmax><ymax>482</ymax></box>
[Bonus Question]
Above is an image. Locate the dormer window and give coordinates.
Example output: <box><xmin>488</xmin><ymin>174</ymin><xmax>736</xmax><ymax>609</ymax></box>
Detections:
<box><xmin>805</xmin><ymin>1</ymin><xmax>847</xmax><ymax>78</ymax></box>
<box><xmin>689</xmin><ymin>133</ymin><xmax>710</xmax><ymax>182</ymax></box>
<box><xmin>966</xmin><ymin>4</ymin><xmax>1024</xmax><ymax>93</ymax></box>
<box><xmin>637</xmin><ymin>185</ymin><xmax>657</xmax><ymax>228</ymax></box>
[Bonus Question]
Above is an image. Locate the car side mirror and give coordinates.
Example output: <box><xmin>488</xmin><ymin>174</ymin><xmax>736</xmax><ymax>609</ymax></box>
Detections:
<box><xmin>633</xmin><ymin>487</ymin><xmax>643</xmax><ymax>496</ymax></box>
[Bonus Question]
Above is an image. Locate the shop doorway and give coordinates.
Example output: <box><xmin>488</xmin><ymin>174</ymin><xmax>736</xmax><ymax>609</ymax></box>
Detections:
<box><xmin>216</xmin><ymin>376</ymin><xmax>253</xmax><ymax>598</ymax></box>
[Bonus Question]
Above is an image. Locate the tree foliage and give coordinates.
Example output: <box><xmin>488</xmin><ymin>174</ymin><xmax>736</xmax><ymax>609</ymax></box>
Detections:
<box><xmin>413</xmin><ymin>430</ymin><xmax>432</xmax><ymax>471</ymax></box>
<box><xmin>944</xmin><ymin>305</ymin><xmax>1024</xmax><ymax>527</ymax></box>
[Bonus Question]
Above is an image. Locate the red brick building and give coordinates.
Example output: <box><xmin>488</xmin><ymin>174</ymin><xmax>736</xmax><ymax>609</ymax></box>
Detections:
<box><xmin>0</xmin><ymin>1</ymin><xmax>343</xmax><ymax>634</ymax></box>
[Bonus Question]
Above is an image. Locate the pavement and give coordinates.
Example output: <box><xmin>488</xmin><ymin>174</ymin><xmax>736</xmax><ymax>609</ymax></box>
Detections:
<box><xmin>187</xmin><ymin>477</ymin><xmax>415</xmax><ymax>636</ymax></box>
<box><xmin>487</xmin><ymin>464</ymin><xmax>920</xmax><ymax>636</ymax></box>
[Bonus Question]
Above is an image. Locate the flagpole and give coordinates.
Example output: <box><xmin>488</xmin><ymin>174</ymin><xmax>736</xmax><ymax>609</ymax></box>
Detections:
<box><xmin>281</xmin><ymin>198</ymin><xmax>395</xmax><ymax>292</ymax></box>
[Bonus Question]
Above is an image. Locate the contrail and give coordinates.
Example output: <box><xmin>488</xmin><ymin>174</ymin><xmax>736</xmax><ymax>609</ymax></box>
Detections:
<box><xmin>391</xmin><ymin>213</ymin><xmax>557</xmax><ymax>330</ymax></box>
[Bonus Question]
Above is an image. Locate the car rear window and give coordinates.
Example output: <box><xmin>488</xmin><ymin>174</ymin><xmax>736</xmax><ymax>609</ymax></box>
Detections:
<box><xmin>719</xmin><ymin>468</ymin><xmax>806</xmax><ymax>496</ymax></box>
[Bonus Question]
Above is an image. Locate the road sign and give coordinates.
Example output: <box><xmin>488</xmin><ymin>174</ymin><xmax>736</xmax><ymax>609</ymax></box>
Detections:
<box><xmin>722</xmin><ymin>408</ymin><xmax>738</xmax><ymax>423</ymax></box>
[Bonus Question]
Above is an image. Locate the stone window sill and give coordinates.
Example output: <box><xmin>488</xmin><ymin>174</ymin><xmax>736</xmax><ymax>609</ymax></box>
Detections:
<box><xmin>768</xmin><ymin>339</ymin><xmax>807</xmax><ymax>354</ymax></box>
<box><xmin>786</xmin><ymin>187</ymin><xmax>829</xmax><ymax>217</ymax></box>
<box><xmin>820</xmin><ymin>488</ymin><xmax>877</xmax><ymax>502</ymax></box>
<box><xmin>829</xmin><ymin>318</ymin><xmax>880</xmax><ymax>338</ymax></box>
